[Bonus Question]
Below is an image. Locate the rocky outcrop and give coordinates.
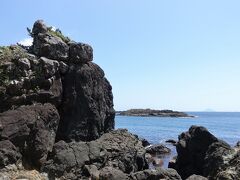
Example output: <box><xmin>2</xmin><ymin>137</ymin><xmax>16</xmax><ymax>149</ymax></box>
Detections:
<box><xmin>0</xmin><ymin>46</ymin><xmax>63</xmax><ymax>112</ymax></box>
<box><xmin>32</xmin><ymin>20</ymin><xmax>69</xmax><ymax>61</ymax></box>
<box><xmin>58</xmin><ymin>62</ymin><xmax>115</xmax><ymax>141</ymax></box>
<box><xmin>43</xmin><ymin>129</ymin><xmax>147</xmax><ymax>179</ymax></box>
<box><xmin>130</xmin><ymin>167</ymin><xmax>182</xmax><ymax>180</ymax></box>
<box><xmin>204</xmin><ymin>141</ymin><xmax>240</xmax><ymax>180</ymax></box>
<box><xmin>146</xmin><ymin>144</ymin><xmax>171</xmax><ymax>155</ymax></box>
<box><xmin>173</xmin><ymin>125</ymin><xmax>240</xmax><ymax>180</ymax></box>
<box><xmin>173</xmin><ymin>126</ymin><xmax>218</xmax><ymax>178</ymax></box>
<box><xmin>0</xmin><ymin>140</ymin><xmax>21</xmax><ymax>169</ymax></box>
<box><xmin>186</xmin><ymin>174</ymin><xmax>208</xmax><ymax>180</ymax></box>
<box><xmin>0</xmin><ymin>20</ymin><xmax>115</xmax><ymax>174</ymax></box>
<box><xmin>0</xmin><ymin>20</ymin><xmax>115</xmax><ymax>142</ymax></box>
<box><xmin>0</xmin><ymin>103</ymin><xmax>60</xmax><ymax>168</ymax></box>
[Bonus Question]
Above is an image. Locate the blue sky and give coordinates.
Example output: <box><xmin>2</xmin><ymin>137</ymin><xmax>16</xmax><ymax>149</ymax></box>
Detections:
<box><xmin>1</xmin><ymin>0</ymin><xmax>240</xmax><ymax>111</ymax></box>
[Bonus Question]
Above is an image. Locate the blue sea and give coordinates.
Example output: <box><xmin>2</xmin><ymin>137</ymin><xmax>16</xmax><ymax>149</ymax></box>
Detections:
<box><xmin>115</xmin><ymin>112</ymin><xmax>240</xmax><ymax>167</ymax></box>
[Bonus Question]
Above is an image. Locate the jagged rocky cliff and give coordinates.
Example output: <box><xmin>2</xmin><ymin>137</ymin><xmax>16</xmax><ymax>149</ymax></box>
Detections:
<box><xmin>0</xmin><ymin>20</ymin><xmax>239</xmax><ymax>180</ymax></box>
<box><xmin>0</xmin><ymin>20</ymin><xmax>115</xmax><ymax>142</ymax></box>
<box><xmin>0</xmin><ymin>20</ymin><xmax>181</xmax><ymax>179</ymax></box>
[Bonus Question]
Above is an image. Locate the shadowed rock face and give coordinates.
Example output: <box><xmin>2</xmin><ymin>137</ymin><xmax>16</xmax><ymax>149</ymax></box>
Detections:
<box><xmin>0</xmin><ymin>20</ymin><xmax>115</xmax><ymax>175</ymax></box>
<box><xmin>0</xmin><ymin>140</ymin><xmax>22</xmax><ymax>168</ymax></box>
<box><xmin>0</xmin><ymin>20</ymin><xmax>115</xmax><ymax>142</ymax></box>
<box><xmin>43</xmin><ymin>129</ymin><xmax>148</xmax><ymax>179</ymax></box>
<box><xmin>0</xmin><ymin>103</ymin><xmax>59</xmax><ymax>168</ymax></box>
<box><xmin>172</xmin><ymin>125</ymin><xmax>240</xmax><ymax>180</ymax></box>
<box><xmin>57</xmin><ymin>62</ymin><xmax>115</xmax><ymax>141</ymax></box>
<box><xmin>0</xmin><ymin>20</ymin><xmax>183</xmax><ymax>180</ymax></box>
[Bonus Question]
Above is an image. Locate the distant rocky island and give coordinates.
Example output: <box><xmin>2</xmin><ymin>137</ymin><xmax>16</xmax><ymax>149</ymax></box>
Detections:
<box><xmin>117</xmin><ymin>109</ymin><xmax>195</xmax><ymax>117</ymax></box>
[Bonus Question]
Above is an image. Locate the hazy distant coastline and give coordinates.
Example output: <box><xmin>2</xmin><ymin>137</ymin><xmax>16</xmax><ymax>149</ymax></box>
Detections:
<box><xmin>116</xmin><ymin>109</ymin><xmax>195</xmax><ymax>118</ymax></box>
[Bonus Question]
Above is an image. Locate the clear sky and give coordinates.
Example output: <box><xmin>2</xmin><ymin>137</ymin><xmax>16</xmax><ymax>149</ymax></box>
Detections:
<box><xmin>1</xmin><ymin>0</ymin><xmax>240</xmax><ymax>111</ymax></box>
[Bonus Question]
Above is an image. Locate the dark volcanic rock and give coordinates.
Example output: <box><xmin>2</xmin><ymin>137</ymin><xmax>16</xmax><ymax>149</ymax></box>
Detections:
<box><xmin>0</xmin><ymin>103</ymin><xmax>60</xmax><ymax>168</ymax></box>
<box><xmin>32</xmin><ymin>20</ymin><xmax>69</xmax><ymax>61</ymax></box>
<box><xmin>0</xmin><ymin>53</ymin><xmax>63</xmax><ymax>112</ymax></box>
<box><xmin>130</xmin><ymin>167</ymin><xmax>182</xmax><ymax>180</ymax></box>
<box><xmin>97</xmin><ymin>129</ymin><xmax>147</xmax><ymax>173</ymax></box>
<box><xmin>186</xmin><ymin>174</ymin><xmax>208</xmax><ymax>180</ymax></box>
<box><xmin>174</xmin><ymin>125</ymin><xmax>240</xmax><ymax>180</ymax></box>
<box><xmin>0</xmin><ymin>20</ymin><xmax>115</xmax><ymax>143</ymax></box>
<box><xmin>166</xmin><ymin>139</ymin><xmax>177</xmax><ymax>145</ymax></box>
<box><xmin>140</xmin><ymin>138</ymin><xmax>151</xmax><ymax>147</ymax></box>
<box><xmin>43</xmin><ymin>129</ymin><xmax>147</xmax><ymax>179</ymax></box>
<box><xmin>69</xmin><ymin>42</ymin><xmax>93</xmax><ymax>63</ymax></box>
<box><xmin>58</xmin><ymin>62</ymin><xmax>115</xmax><ymax>141</ymax></box>
<box><xmin>174</xmin><ymin>126</ymin><xmax>218</xmax><ymax>179</ymax></box>
<box><xmin>99</xmin><ymin>167</ymin><xmax>129</xmax><ymax>180</ymax></box>
<box><xmin>146</xmin><ymin>144</ymin><xmax>171</xmax><ymax>155</ymax></box>
<box><xmin>0</xmin><ymin>140</ymin><xmax>22</xmax><ymax>168</ymax></box>
<box><xmin>32</xmin><ymin>20</ymin><xmax>48</xmax><ymax>35</ymax></box>
<box><xmin>203</xmin><ymin>141</ymin><xmax>240</xmax><ymax>180</ymax></box>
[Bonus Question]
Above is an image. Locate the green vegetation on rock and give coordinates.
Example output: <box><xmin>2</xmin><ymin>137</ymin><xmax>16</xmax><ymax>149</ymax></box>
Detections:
<box><xmin>0</xmin><ymin>46</ymin><xmax>27</xmax><ymax>65</ymax></box>
<box><xmin>47</xmin><ymin>27</ymin><xmax>71</xmax><ymax>43</ymax></box>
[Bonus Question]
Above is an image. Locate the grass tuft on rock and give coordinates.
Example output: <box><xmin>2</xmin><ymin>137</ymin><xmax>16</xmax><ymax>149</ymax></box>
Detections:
<box><xmin>47</xmin><ymin>27</ymin><xmax>71</xmax><ymax>43</ymax></box>
<box><xmin>0</xmin><ymin>45</ymin><xmax>28</xmax><ymax>65</ymax></box>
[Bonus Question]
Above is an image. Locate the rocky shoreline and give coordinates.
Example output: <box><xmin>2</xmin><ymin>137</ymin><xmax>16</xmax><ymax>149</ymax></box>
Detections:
<box><xmin>117</xmin><ymin>109</ymin><xmax>195</xmax><ymax>118</ymax></box>
<box><xmin>0</xmin><ymin>20</ymin><xmax>239</xmax><ymax>180</ymax></box>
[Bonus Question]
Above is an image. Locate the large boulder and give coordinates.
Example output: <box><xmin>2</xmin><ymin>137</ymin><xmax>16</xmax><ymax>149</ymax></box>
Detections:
<box><xmin>0</xmin><ymin>140</ymin><xmax>22</xmax><ymax>168</ymax></box>
<box><xmin>173</xmin><ymin>126</ymin><xmax>218</xmax><ymax>179</ymax></box>
<box><xmin>173</xmin><ymin>126</ymin><xmax>240</xmax><ymax>180</ymax></box>
<box><xmin>43</xmin><ymin>129</ymin><xmax>147</xmax><ymax>179</ymax></box>
<box><xmin>0</xmin><ymin>103</ymin><xmax>60</xmax><ymax>168</ymax></box>
<box><xmin>57</xmin><ymin>62</ymin><xmax>115</xmax><ymax>141</ymax></box>
<box><xmin>69</xmin><ymin>42</ymin><xmax>93</xmax><ymax>63</ymax></box>
<box><xmin>203</xmin><ymin>141</ymin><xmax>240</xmax><ymax>180</ymax></box>
<box><xmin>32</xmin><ymin>20</ymin><xmax>69</xmax><ymax>61</ymax></box>
<box><xmin>99</xmin><ymin>167</ymin><xmax>129</xmax><ymax>180</ymax></box>
<box><xmin>146</xmin><ymin>144</ymin><xmax>171</xmax><ymax>155</ymax></box>
<box><xmin>130</xmin><ymin>167</ymin><xmax>182</xmax><ymax>180</ymax></box>
<box><xmin>0</xmin><ymin>20</ymin><xmax>115</xmax><ymax>143</ymax></box>
<box><xmin>0</xmin><ymin>20</ymin><xmax>117</xmax><ymax>178</ymax></box>
<box><xmin>186</xmin><ymin>174</ymin><xmax>208</xmax><ymax>180</ymax></box>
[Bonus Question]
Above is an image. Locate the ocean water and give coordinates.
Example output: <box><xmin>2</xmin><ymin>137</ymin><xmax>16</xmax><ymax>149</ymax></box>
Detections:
<box><xmin>115</xmin><ymin>112</ymin><xmax>240</xmax><ymax>167</ymax></box>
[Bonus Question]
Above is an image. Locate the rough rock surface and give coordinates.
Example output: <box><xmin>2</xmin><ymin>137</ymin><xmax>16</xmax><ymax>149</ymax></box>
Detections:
<box><xmin>173</xmin><ymin>126</ymin><xmax>218</xmax><ymax>178</ymax></box>
<box><xmin>99</xmin><ymin>166</ymin><xmax>129</xmax><ymax>180</ymax></box>
<box><xmin>0</xmin><ymin>164</ymin><xmax>48</xmax><ymax>180</ymax></box>
<box><xmin>69</xmin><ymin>42</ymin><xmax>93</xmax><ymax>63</ymax></box>
<box><xmin>146</xmin><ymin>144</ymin><xmax>171</xmax><ymax>155</ymax></box>
<box><xmin>173</xmin><ymin>125</ymin><xmax>240</xmax><ymax>180</ymax></box>
<box><xmin>140</xmin><ymin>138</ymin><xmax>151</xmax><ymax>147</ymax></box>
<box><xmin>0</xmin><ymin>140</ymin><xmax>22</xmax><ymax>169</ymax></box>
<box><xmin>0</xmin><ymin>19</ymin><xmax>115</xmax><ymax>142</ymax></box>
<box><xmin>130</xmin><ymin>167</ymin><xmax>182</xmax><ymax>180</ymax></box>
<box><xmin>58</xmin><ymin>62</ymin><xmax>115</xmax><ymax>141</ymax></box>
<box><xmin>204</xmin><ymin>141</ymin><xmax>240</xmax><ymax>180</ymax></box>
<box><xmin>0</xmin><ymin>103</ymin><xmax>59</xmax><ymax>168</ymax></box>
<box><xmin>0</xmin><ymin>49</ymin><xmax>63</xmax><ymax>112</ymax></box>
<box><xmin>43</xmin><ymin>129</ymin><xmax>147</xmax><ymax>179</ymax></box>
<box><xmin>32</xmin><ymin>20</ymin><xmax>69</xmax><ymax>60</ymax></box>
<box><xmin>186</xmin><ymin>174</ymin><xmax>208</xmax><ymax>180</ymax></box>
